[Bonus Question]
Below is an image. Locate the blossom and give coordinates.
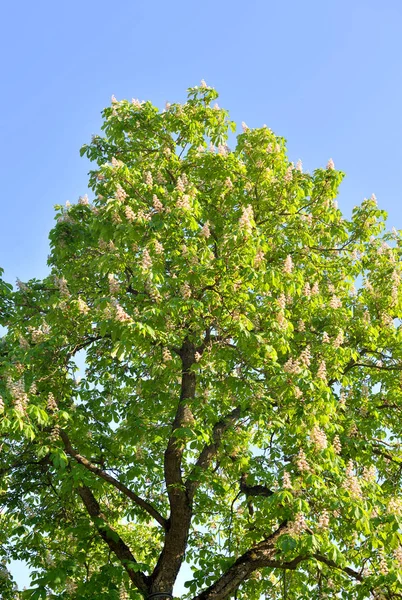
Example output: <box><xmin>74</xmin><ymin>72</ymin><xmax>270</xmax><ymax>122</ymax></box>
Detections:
<box><xmin>200</xmin><ymin>222</ymin><xmax>211</xmax><ymax>238</ymax></box>
<box><xmin>125</xmin><ymin>206</ymin><xmax>136</xmax><ymax>222</ymax></box>
<box><xmin>388</xmin><ymin>497</ymin><xmax>402</xmax><ymax>516</ymax></box>
<box><xmin>77</xmin><ymin>298</ymin><xmax>89</xmax><ymax>315</ymax></box>
<box><xmin>294</xmin><ymin>386</ymin><xmax>303</xmax><ymax>399</ymax></box>
<box><xmin>303</xmin><ymin>282</ymin><xmax>311</xmax><ymax>297</ymax></box>
<box><xmin>296</xmin><ymin>449</ymin><xmax>309</xmax><ymax>472</ymax></box>
<box><xmin>239</xmin><ymin>205</ymin><xmax>254</xmax><ymax>235</ymax></box>
<box><xmin>326</xmin><ymin>158</ymin><xmax>335</xmax><ymax>170</ymax></box>
<box><xmin>108</xmin><ymin>274</ymin><xmax>120</xmax><ymax>295</ymax></box>
<box><xmin>284</xmin><ymin>165</ymin><xmax>293</xmax><ymax>183</ymax></box>
<box><xmin>115</xmin><ymin>184</ymin><xmax>128</xmax><ymax>202</ymax></box>
<box><xmin>311</xmin><ymin>282</ymin><xmax>319</xmax><ymax>295</ymax></box>
<box><xmin>16</xmin><ymin>278</ymin><xmax>29</xmax><ymax>292</ymax></box>
<box><xmin>343</xmin><ymin>460</ymin><xmax>362</xmax><ymax>499</ymax></box>
<box><xmin>47</xmin><ymin>393</ymin><xmax>58</xmax><ymax>412</ymax></box>
<box><xmin>141</xmin><ymin>249</ymin><xmax>153</xmax><ymax>271</ymax></box>
<box><xmin>162</xmin><ymin>347</ymin><xmax>172</xmax><ymax>362</ymax></box>
<box><xmin>225</xmin><ymin>177</ymin><xmax>233</xmax><ymax>189</ymax></box>
<box><xmin>322</xmin><ymin>332</ymin><xmax>330</xmax><ymax>343</ymax></box>
<box><xmin>145</xmin><ymin>171</ymin><xmax>153</xmax><ymax>186</ymax></box>
<box><xmin>289</xmin><ymin>513</ymin><xmax>307</xmax><ymax>536</ymax></box>
<box><xmin>176</xmin><ymin>176</ymin><xmax>186</xmax><ymax>192</ymax></box>
<box><xmin>154</xmin><ymin>240</ymin><xmax>164</xmax><ymax>254</ymax></box>
<box><xmin>54</xmin><ymin>276</ymin><xmax>70</xmax><ymax>297</ymax></box>
<box><xmin>19</xmin><ymin>336</ymin><xmax>29</xmax><ymax>349</ymax></box>
<box><xmin>370</xmin><ymin>193</ymin><xmax>377</xmax><ymax>204</ymax></box>
<box><xmin>299</xmin><ymin>345</ymin><xmax>311</xmax><ymax>367</ymax></box>
<box><xmin>115</xmin><ymin>303</ymin><xmax>131</xmax><ymax>322</ymax></box>
<box><xmin>393</xmin><ymin>546</ymin><xmax>402</xmax><ymax>568</ymax></box>
<box><xmin>131</xmin><ymin>98</ymin><xmax>142</xmax><ymax>109</ymax></box>
<box><xmin>362</xmin><ymin>465</ymin><xmax>376</xmax><ymax>483</ymax></box>
<box><xmin>218</xmin><ymin>143</ymin><xmax>228</xmax><ymax>155</ymax></box>
<box><xmin>295</xmin><ymin>159</ymin><xmax>303</xmax><ymax>172</ymax></box>
<box><xmin>333</xmin><ymin>435</ymin><xmax>342</xmax><ymax>454</ymax></box>
<box><xmin>200</xmin><ymin>79</ymin><xmax>208</xmax><ymax>88</ymax></box>
<box><xmin>329</xmin><ymin>295</ymin><xmax>342</xmax><ymax>309</ymax></box>
<box><xmin>379</xmin><ymin>555</ymin><xmax>389</xmax><ymax>576</ymax></box>
<box><xmin>297</xmin><ymin>319</ymin><xmax>305</xmax><ymax>332</ymax></box>
<box><xmin>254</xmin><ymin>249</ymin><xmax>265</xmax><ymax>267</ymax></box>
<box><xmin>282</xmin><ymin>471</ymin><xmax>292</xmax><ymax>489</ymax></box>
<box><xmin>283</xmin><ymin>357</ymin><xmax>301</xmax><ymax>375</ymax></box>
<box><xmin>317</xmin><ymin>360</ymin><xmax>327</xmax><ymax>382</ymax></box>
<box><xmin>333</xmin><ymin>330</ymin><xmax>344</xmax><ymax>349</ymax></box>
<box><xmin>242</xmin><ymin>121</ymin><xmax>249</xmax><ymax>132</ymax></box>
<box><xmin>310</xmin><ymin>425</ymin><xmax>327</xmax><ymax>450</ymax></box>
<box><xmin>181</xmin><ymin>282</ymin><xmax>192</xmax><ymax>299</ymax></box>
<box><xmin>153</xmin><ymin>194</ymin><xmax>164</xmax><ymax>212</ymax></box>
<box><xmin>111</xmin><ymin>157</ymin><xmax>123</xmax><ymax>168</ymax></box>
<box><xmin>317</xmin><ymin>510</ymin><xmax>330</xmax><ymax>530</ymax></box>
<box><xmin>278</xmin><ymin>292</ymin><xmax>287</xmax><ymax>310</ymax></box>
<box><xmin>195</xmin><ymin>352</ymin><xmax>202</xmax><ymax>362</ymax></box>
<box><xmin>283</xmin><ymin>254</ymin><xmax>293</xmax><ymax>274</ymax></box>
<box><xmin>176</xmin><ymin>195</ymin><xmax>191</xmax><ymax>210</ymax></box>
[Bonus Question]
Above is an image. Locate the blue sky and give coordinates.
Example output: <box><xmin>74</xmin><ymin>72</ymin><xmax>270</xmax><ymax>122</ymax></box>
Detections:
<box><xmin>2</xmin><ymin>0</ymin><xmax>402</xmax><ymax>591</ymax></box>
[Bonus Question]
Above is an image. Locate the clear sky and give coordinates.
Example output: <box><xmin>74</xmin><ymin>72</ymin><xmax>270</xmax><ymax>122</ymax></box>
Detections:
<box><xmin>2</xmin><ymin>0</ymin><xmax>402</xmax><ymax>591</ymax></box>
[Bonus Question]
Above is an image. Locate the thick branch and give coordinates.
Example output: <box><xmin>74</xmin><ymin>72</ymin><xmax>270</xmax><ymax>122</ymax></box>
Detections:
<box><xmin>193</xmin><ymin>522</ymin><xmax>291</xmax><ymax>600</ymax></box>
<box><xmin>150</xmin><ymin>339</ymin><xmax>196</xmax><ymax>594</ymax></box>
<box><xmin>60</xmin><ymin>430</ymin><xmax>168</xmax><ymax>530</ymax></box>
<box><xmin>192</xmin><ymin>532</ymin><xmax>367</xmax><ymax>600</ymax></box>
<box><xmin>186</xmin><ymin>406</ymin><xmax>242</xmax><ymax>499</ymax></box>
<box><xmin>77</xmin><ymin>484</ymin><xmax>149</xmax><ymax>594</ymax></box>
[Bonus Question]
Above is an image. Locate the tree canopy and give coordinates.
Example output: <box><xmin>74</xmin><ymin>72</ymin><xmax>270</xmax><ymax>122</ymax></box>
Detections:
<box><xmin>1</xmin><ymin>82</ymin><xmax>402</xmax><ymax>599</ymax></box>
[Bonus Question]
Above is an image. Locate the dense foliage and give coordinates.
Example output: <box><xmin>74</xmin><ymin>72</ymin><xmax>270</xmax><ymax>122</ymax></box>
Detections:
<box><xmin>1</xmin><ymin>83</ymin><xmax>402</xmax><ymax>599</ymax></box>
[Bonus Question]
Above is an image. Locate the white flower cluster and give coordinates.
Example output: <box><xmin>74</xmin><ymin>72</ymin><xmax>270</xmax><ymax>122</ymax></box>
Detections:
<box><xmin>333</xmin><ymin>435</ymin><xmax>342</xmax><ymax>454</ymax></box>
<box><xmin>299</xmin><ymin>345</ymin><xmax>311</xmax><ymax>367</ymax></box>
<box><xmin>362</xmin><ymin>465</ymin><xmax>376</xmax><ymax>483</ymax></box>
<box><xmin>54</xmin><ymin>276</ymin><xmax>70</xmax><ymax>297</ymax></box>
<box><xmin>114</xmin><ymin>303</ymin><xmax>131</xmax><ymax>322</ymax></box>
<box><xmin>283</xmin><ymin>255</ymin><xmax>293</xmax><ymax>274</ymax></box>
<box><xmin>282</xmin><ymin>471</ymin><xmax>292</xmax><ymax>489</ymax></box>
<box><xmin>311</xmin><ymin>425</ymin><xmax>328</xmax><ymax>451</ymax></box>
<box><xmin>47</xmin><ymin>392</ymin><xmax>58</xmax><ymax>412</ymax></box>
<box><xmin>393</xmin><ymin>546</ymin><xmax>402</xmax><ymax>568</ymax></box>
<box><xmin>296</xmin><ymin>448</ymin><xmax>310</xmax><ymax>472</ymax></box>
<box><xmin>125</xmin><ymin>206</ymin><xmax>136</xmax><ymax>222</ymax></box>
<box><xmin>329</xmin><ymin>295</ymin><xmax>342</xmax><ymax>309</ymax></box>
<box><xmin>162</xmin><ymin>347</ymin><xmax>172</xmax><ymax>362</ymax></box>
<box><xmin>6</xmin><ymin>379</ymin><xmax>27</xmax><ymax>412</ymax></box>
<box><xmin>153</xmin><ymin>194</ymin><xmax>164</xmax><ymax>212</ymax></box>
<box><xmin>181</xmin><ymin>282</ymin><xmax>192</xmax><ymax>299</ymax></box>
<box><xmin>387</xmin><ymin>497</ymin><xmax>402</xmax><ymax>516</ymax></box>
<box><xmin>317</xmin><ymin>360</ymin><xmax>327</xmax><ymax>383</ymax></box>
<box><xmin>200</xmin><ymin>222</ymin><xmax>211</xmax><ymax>238</ymax></box>
<box><xmin>108</xmin><ymin>274</ymin><xmax>120</xmax><ymax>295</ymax></box>
<box><xmin>254</xmin><ymin>249</ymin><xmax>265</xmax><ymax>267</ymax></box>
<box><xmin>77</xmin><ymin>298</ymin><xmax>89</xmax><ymax>315</ymax></box>
<box><xmin>288</xmin><ymin>513</ymin><xmax>307</xmax><ymax>536</ymax></box>
<box><xmin>141</xmin><ymin>249</ymin><xmax>153</xmax><ymax>271</ymax></box>
<box><xmin>283</xmin><ymin>357</ymin><xmax>302</xmax><ymax>375</ymax></box>
<box><xmin>317</xmin><ymin>509</ymin><xmax>330</xmax><ymax>530</ymax></box>
<box><xmin>239</xmin><ymin>205</ymin><xmax>254</xmax><ymax>235</ymax></box>
<box><xmin>343</xmin><ymin>460</ymin><xmax>362</xmax><ymax>500</ymax></box>
<box><xmin>176</xmin><ymin>195</ymin><xmax>191</xmax><ymax>210</ymax></box>
<box><xmin>115</xmin><ymin>184</ymin><xmax>127</xmax><ymax>202</ymax></box>
<box><xmin>176</xmin><ymin>175</ymin><xmax>187</xmax><ymax>193</ymax></box>
<box><xmin>333</xmin><ymin>330</ymin><xmax>344</xmax><ymax>349</ymax></box>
